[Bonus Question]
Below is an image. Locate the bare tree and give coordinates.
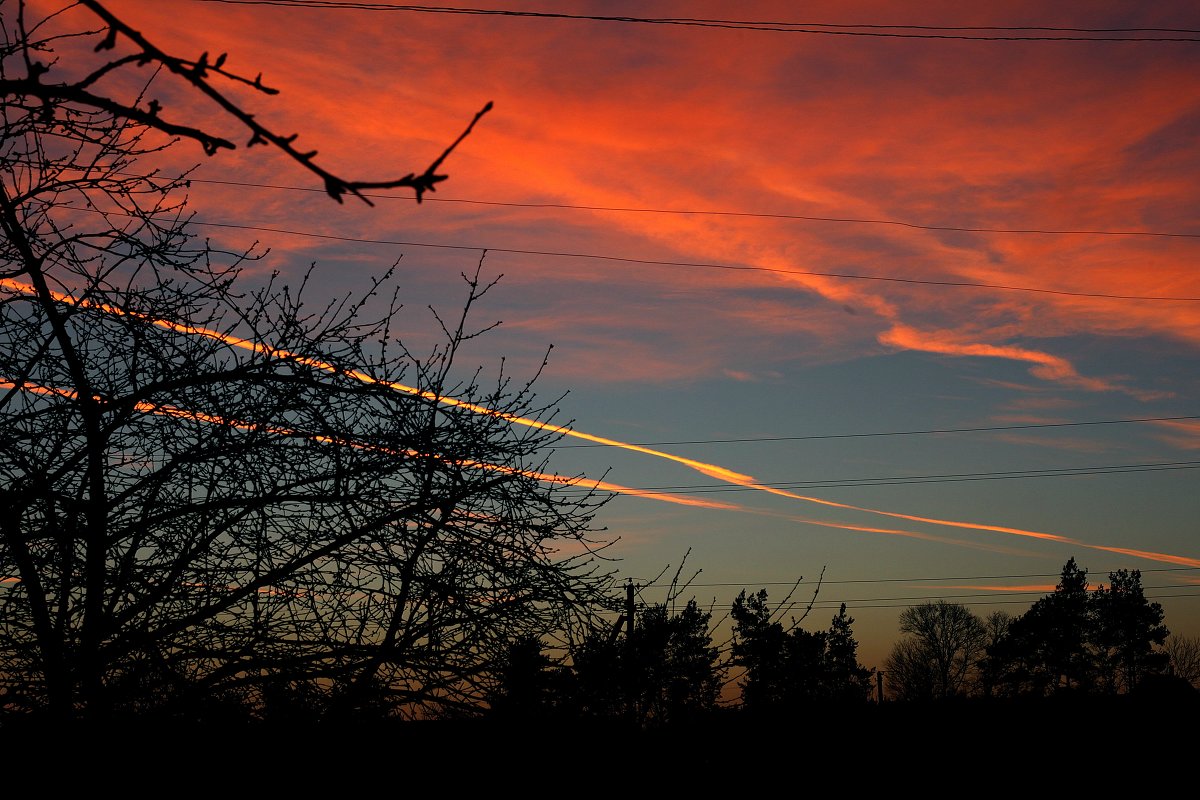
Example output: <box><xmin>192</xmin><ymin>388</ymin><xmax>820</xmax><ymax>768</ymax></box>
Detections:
<box><xmin>884</xmin><ymin>601</ymin><xmax>987</xmax><ymax>701</ymax></box>
<box><xmin>881</xmin><ymin>637</ymin><xmax>936</xmax><ymax>703</ymax></box>
<box><xmin>0</xmin><ymin>3</ymin><xmax>612</xmax><ymax>721</ymax></box>
<box><xmin>1162</xmin><ymin>634</ymin><xmax>1200</xmax><ymax>689</ymax></box>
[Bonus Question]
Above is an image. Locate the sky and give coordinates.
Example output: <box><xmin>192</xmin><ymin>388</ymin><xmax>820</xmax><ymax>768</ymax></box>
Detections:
<box><xmin>28</xmin><ymin>0</ymin><xmax>1200</xmax><ymax>668</ymax></box>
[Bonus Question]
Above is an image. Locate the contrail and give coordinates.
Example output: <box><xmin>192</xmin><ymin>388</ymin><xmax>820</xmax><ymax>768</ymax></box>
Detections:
<box><xmin>5</xmin><ymin>277</ymin><xmax>1198</xmax><ymax>567</ymax></box>
<box><xmin>694</xmin><ymin>499</ymin><xmax>1200</xmax><ymax>567</ymax></box>
<box><xmin>0</xmin><ymin>275</ymin><xmax>761</xmax><ymax>494</ymax></box>
<box><xmin>0</xmin><ymin>377</ymin><xmax>732</xmax><ymax>510</ymax></box>
<box><xmin>7</xmin><ymin>374</ymin><xmax>1198</xmax><ymax>567</ymax></box>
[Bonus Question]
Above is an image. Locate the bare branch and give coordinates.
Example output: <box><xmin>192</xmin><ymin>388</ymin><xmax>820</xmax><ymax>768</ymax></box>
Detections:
<box><xmin>2</xmin><ymin>2</ymin><xmax>491</xmax><ymax>206</ymax></box>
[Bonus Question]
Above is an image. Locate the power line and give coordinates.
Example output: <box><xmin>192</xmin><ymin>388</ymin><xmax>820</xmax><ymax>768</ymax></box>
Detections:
<box><xmin>557</xmin><ymin>460</ymin><xmax>1200</xmax><ymax>496</ymax></box>
<box><xmin>821</xmin><ymin>591</ymin><xmax>1200</xmax><ymax>610</ymax></box>
<box><xmin>183</xmin><ymin>177</ymin><xmax>1200</xmax><ymax>240</ymax></box>
<box><xmin>630</xmin><ymin>565</ymin><xmax>1200</xmax><ymax>588</ymax></box>
<box><xmin>590</xmin><ymin>592</ymin><xmax>1200</xmax><ymax>618</ymax></box>
<box><xmin>628</xmin><ymin>586</ymin><xmax>1200</xmax><ymax>607</ymax></box>
<box><xmin>192</xmin><ymin>2</ymin><xmax>1200</xmax><ymax>42</ymax></box>
<box><xmin>165</xmin><ymin>217</ymin><xmax>1200</xmax><ymax>303</ymax></box>
<box><xmin>549</xmin><ymin>414</ymin><xmax>1200</xmax><ymax>448</ymax></box>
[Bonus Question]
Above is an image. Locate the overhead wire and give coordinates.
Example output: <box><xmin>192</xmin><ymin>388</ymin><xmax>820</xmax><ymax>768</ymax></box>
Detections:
<box><xmin>548</xmin><ymin>415</ymin><xmax>1200</xmax><ymax>448</ymax></box>
<box><xmin>148</xmin><ymin>216</ymin><xmax>1200</xmax><ymax>303</ymax></box>
<box><xmin>627</xmin><ymin>565</ymin><xmax>1200</xmax><ymax>588</ymax></box>
<box><xmin>551</xmin><ymin>460</ymin><xmax>1200</xmax><ymax>496</ymax></box>
<box><xmin>192</xmin><ymin>2</ymin><xmax>1200</xmax><ymax>42</ymax></box>
<box><xmin>589</xmin><ymin>591</ymin><xmax>1200</xmax><ymax>615</ymax></box>
<box><xmin>89</xmin><ymin>177</ymin><xmax>1196</xmax><ymax>304</ymax></box>
<box><xmin>180</xmin><ymin>177</ymin><xmax>1200</xmax><ymax>240</ymax></box>
<box><xmin>622</xmin><ymin>568</ymin><xmax>1200</xmax><ymax>614</ymax></box>
<box><xmin>618</xmin><ymin>586</ymin><xmax>1200</xmax><ymax>608</ymax></box>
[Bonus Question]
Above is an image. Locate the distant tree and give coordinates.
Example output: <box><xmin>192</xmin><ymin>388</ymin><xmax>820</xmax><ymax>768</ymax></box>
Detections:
<box><xmin>884</xmin><ymin>601</ymin><xmax>987</xmax><ymax>701</ymax></box>
<box><xmin>731</xmin><ymin>589</ymin><xmax>872</xmax><ymax>709</ymax></box>
<box><xmin>730</xmin><ymin>588</ymin><xmax>791</xmax><ymax>709</ymax></box>
<box><xmin>882</xmin><ymin>637</ymin><xmax>937</xmax><ymax>702</ymax></box>
<box><xmin>1090</xmin><ymin>569</ymin><xmax>1168</xmax><ymax>693</ymax></box>
<box><xmin>822</xmin><ymin>604</ymin><xmax>874</xmax><ymax>703</ymax></box>
<box><xmin>988</xmin><ymin>558</ymin><xmax>1095</xmax><ymax>696</ymax></box>
<box><xmin>569</xmin><ymin>599</ymin><xmax>723</xmax><ymax>725</ymax></box>
<box><xmin>567</xmin><ymin>625</ymin><xmax>626</xmax><ymax>719</ymax></box>
<box><xmin>985</xmin><ymin>610</ymin><xmax>1016</xmax><ymax>646</ymax></box>
<box><xmin>978</xmin><ymin>610</ymin><xmax>1015</xmax><ymax>697</ymax></box>
<box><xmin>485</xmin><ymin>636</ymin><xmax>573</xmax><ymax>721</ymax></box>
<box><xmin>1163</xmin><ymin>634</ymin><xmax>1200</xmax><ymax>689</ymax></box>
<box><xmin>629</xmin><ymin>600</ymin><xmax>723</xmax><ymax>723</ymax></box>
<box><xmin>987</xmin><ymin>559</ymin><xmax>1171</xmax><ymax>697</ymax></box>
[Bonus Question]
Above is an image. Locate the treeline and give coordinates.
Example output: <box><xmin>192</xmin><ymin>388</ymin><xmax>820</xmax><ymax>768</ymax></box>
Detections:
<box><xmin>485</xmin><ymin>592</ymin><xmax>876</xmax><ymax>727</ymax></box>
<box><xmin>485</xmin><ymin>559</ymin><xmax>1198</xmax><ymax>728</ymax></box>
<box><xmin>3</xmin><ymin>559</ymin><xmax>1196</xmax><ymax>727</ymax></box>
<box><xmin>885</xmin><ymin>558</ymin><xmax>1198</xmax><ymax>701</ymax></box>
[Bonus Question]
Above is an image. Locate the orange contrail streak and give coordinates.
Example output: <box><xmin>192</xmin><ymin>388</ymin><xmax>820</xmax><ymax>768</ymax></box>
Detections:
<box><xmin>753</xmin><ymin>484</ymin><xmax>1073</xmax><ymax>543</ymax></box>
<box><xmin>1086</xmin><ymin>545</ymin><xmax>1200</xmax><ymax>568</ymax></box>
<box><xmin>8</xmin><ymin>377</ymin><xmax>1199</xmax><ymax>566</ymax></box>
<box><xmin>775</xmin><ymin>509</ymin><xmax>1200</xmax><ymax>565</ymax></box>
<box><xmin>935</xmin><ymin>585</ymin><xmax>1059</xmax><ymax>592</ymax></box>
<box><xmin>0</xmin><ymin>277</ymin><xmax>755</xmax><ymax>483</ymax></box>
<box><xmin>0</xmin><ymin>377</ymin><xmax>731</xmax><ymax>510</ymax></box>
<box><xmin>6</xmin><ymin>278</ymin><xmax>1199</xmax><ymax>567</ymax></box>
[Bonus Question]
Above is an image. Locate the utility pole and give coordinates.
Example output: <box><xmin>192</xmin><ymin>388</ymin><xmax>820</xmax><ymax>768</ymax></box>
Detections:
<box><xmin>876</xmin><ymin>670</ymin><xmax>885</xmax><ymax>704</ymax></box>
<box><xmin>626</xmin><ymin>579</ymin><xmax>636</xmax><ymax>634</ymax></box>
<box><xmin>625</xmin><ymin>579</ymin><xmax>636</xmax><ymax>723</ymax></box>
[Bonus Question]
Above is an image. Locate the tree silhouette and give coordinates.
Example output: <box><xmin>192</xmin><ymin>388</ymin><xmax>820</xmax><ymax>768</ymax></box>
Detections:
<box><xmin>1163</xmin><ymin>634</ymin><xmax>1200</xmax><ymax>689</ymax></box>
<box><xmin>565</xmin><ymin>624</ymin><xmax>626</xmax><ymax>719</ymax></box>
<box><xmin>883</xmin><ymin>601</ymin><xmax>986</xmax><ymax>701</ymax></box>
<box><xmin>977</xmin><ymin>610</ymin><xmax>1015</xmax><ymax>697</ymax></box>
<box><xmin>731</xmin><ymin>589</ymin><xmax>872</xmax><ymax>710</ymax></box>
<box><xmin>484</xmin><ymin>635</ymin><xmax>575</xmax><ymax>722</ymax></box>
<box><xmin>882</xmin><ymin>637</ymin><xmax>937</xmax><ymax>702</ymax></box>
<box><xmin>986</xmin><ymin>559</ymin><xmax>1171</xmax><ymax>697</ymax></box>
<box><xmin>823</xmin><ymin>603</ymin><xmax>874</xmax><ymax>703</ymax></box>
<box><xmin>628</xmin><ymin>600</ymin><xmax>723</xmax><ymax>723</ymax></box>
<box><xmin>729</xmin><ymin>588</ymin><xmax>791</xmax><ymax>709</ymax></box>
<box><xmin>568</xmin><ymin>598</ymin><xmax>723</xmax><ymax>725</ymax></box>
<box><xmin>0</xmin><ymin>5</ymin><xmax>611</xmax><ymax>721</ymax></box>
<box><xmin>1091</xmin><ymin>569</ymin><xmax>1168</xmax><ymax>693</ymax></box>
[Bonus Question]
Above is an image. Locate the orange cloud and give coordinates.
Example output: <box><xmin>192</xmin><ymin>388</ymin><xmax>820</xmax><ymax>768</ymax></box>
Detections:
<box><xmin>1153</xmin><ymin>419</ymin><xmax>1200</xmax><ymax>450</ymax></box>
<box><xmin>878</xmin><ymin>323</ymin><xmax>1151</xmax><ymax>398</ymax></box>
<box><xmin>933</xmin><ymin>584</ymin><xmax>1059</xmax><ymax>593</ymax></box>
<box><xmin>986</xmin><ymin>433</ymin><xmax>1111</xmax><ymax>454</ymax></box>
<box><xmin>71</xmin><ymin>0</ymin><xmax>1200</xmax><ymax>401</ymax></box>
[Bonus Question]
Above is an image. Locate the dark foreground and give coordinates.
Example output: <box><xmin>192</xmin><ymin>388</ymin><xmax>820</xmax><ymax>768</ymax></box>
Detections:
<box><xmin>3</xmin><ymin>688</ymin><xmax>1194</xmax><ymax>789</ymax></box>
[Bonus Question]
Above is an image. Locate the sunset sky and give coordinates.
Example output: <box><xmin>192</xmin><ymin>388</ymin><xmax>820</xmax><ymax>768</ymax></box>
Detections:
<box><xmin>35</xmin><ymin>0</ymin><xmax>1200</xmax><ymax>667</ymax></box>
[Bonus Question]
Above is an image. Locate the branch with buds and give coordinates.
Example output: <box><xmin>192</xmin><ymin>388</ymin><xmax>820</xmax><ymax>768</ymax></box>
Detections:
<box><xmin>3</xmin><ymin>0</ymin><xmax>491</xmax><ymax>205</ymax></box>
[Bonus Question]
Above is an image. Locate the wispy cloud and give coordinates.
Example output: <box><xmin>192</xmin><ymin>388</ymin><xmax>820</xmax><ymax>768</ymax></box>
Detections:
<box><xmin>878</xmin><ymin>323</ymin><xmax>1152</xmax><ymax>398</ymax></box>
<box><xmin>1153</xmin><ymin>419</ymin><xmax>1200</xmax><ymax>450</ymax></box>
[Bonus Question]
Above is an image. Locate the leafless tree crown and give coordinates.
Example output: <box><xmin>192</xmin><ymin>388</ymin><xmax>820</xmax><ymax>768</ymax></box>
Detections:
<box><xmin>0</xmin><ymin>1</ymin><xmax>610</xmax><ymax>721</ymax></box>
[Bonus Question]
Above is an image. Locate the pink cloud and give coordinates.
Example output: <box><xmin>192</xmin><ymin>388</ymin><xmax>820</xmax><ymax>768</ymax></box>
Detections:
<box><xmin>1153</xmin><ymin>419</ymin><xmax>1200</xmax><ymax>450</ymax></box>
<box><xmin>34</xmin><ymin>2</ymin><xmax>1199</xmax><ymax>399</ymax></box>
